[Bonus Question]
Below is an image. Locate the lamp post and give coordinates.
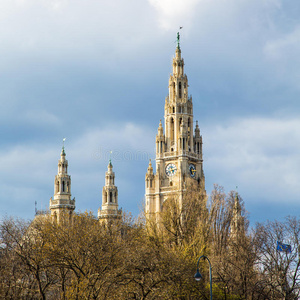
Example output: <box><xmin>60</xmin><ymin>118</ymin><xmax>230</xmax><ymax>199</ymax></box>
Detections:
<box><xmin>194</xmin><ymin>255</ymin><xmax>212</xmax><ymax>300</ymax></box>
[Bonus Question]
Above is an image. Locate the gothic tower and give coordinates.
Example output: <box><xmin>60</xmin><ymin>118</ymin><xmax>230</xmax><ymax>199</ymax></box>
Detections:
<box><xmin>98</xmin><ymin>160</ymin><xmax>121</xmax><ymax>222</ymax></box>
<box><xmin>145</xmin><ymin>33</ymin><xmax>205</xmax><ymax>219</ymax></box>
<box><xmin>49</xmin><ymin>144</ymin><xmax>75</xmax><ymax>223</ymax></box>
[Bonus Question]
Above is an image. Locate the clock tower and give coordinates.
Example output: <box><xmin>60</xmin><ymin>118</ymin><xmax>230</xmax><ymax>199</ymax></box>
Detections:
<box><xmin>145</xmin><ymin>33</ymin><xmax>205</xmax><ymax>220</ymax></box>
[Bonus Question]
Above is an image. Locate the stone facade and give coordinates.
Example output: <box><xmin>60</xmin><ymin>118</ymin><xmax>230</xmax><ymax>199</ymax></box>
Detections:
<box><xmin>145</xmin><ymin>37</ymin><xmax>205</xmax><ymax>221</ymax></box>
<box><xmin>47</xmin><ymin>34</ymin><xmax>205</xmax><ymax>224</ymax></box>
<box><xmin>49</xmin><ymin>147</ymin><xmax>75</xmax><ymax>223</ymax></box>
<box><xmin>98</xmin><ymin>160</ymin><xmax>122</xmax><ymax>222</ymax></box>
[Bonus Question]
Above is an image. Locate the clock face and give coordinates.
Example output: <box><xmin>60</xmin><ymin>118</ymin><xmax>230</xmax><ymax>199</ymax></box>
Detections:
<box><xmin>189</xmin><ymin>164</ymin><xmax>196</xmax><ymax>177</ymax></box>
<box><xmin>165</xmin><ymin>163</ymin><xmax>177</xmax><ymax>177</ymax></box>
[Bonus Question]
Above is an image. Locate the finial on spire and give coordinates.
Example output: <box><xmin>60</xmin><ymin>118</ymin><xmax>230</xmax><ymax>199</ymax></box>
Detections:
<box><xmin>109</xmin><ymin>150</ymin><xmax>113</xmax><ymax>166</ymax></box>
<box><xmin>177</xmin><ymin>32</ymin><xmax>180</xmax><ymax>49</ymax></box>
<box><xmin>62</xmin><ymin>138</ymin><xmax>66</xmax><ymax>154</ymax></box>
<box><xmin>177</xmin><ymin>27</ymin><xmax>183</xmax><ymax>49</ymax></box>
<box><xmin>147</xmin><ymin>159</ymin><xmax>153</xmax><ymax>174</ymax></box>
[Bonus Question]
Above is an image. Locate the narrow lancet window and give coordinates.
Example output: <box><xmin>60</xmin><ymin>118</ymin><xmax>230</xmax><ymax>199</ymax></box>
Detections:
<box><xmin>170</xmin><ymin>118</ymin><xmax>174</xmax><ymax>144</ymax></box>
<box><xmin>179</xmin><ymin>82</ymin><xmax>182</xmax><ymax>98</ymax></box>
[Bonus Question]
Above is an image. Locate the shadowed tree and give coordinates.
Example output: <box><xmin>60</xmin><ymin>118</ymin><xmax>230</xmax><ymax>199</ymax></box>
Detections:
<box><xmin>253</xmin><ymin>217</ymin><xmax>300</xmax><ymax>299</ymax></box>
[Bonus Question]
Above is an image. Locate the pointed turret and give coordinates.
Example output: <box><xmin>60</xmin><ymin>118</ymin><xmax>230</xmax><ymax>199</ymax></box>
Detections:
<box><xmin>156</xmin><ymin>120</ymin><xmax>165</xmax><ymax>156</ymax></box>
<box><xmin>98</xmin><ymin>160</ymin><xmax>121</xmax><ymax>223</ymax></box>
<box><xmin>194</xmin><ymin>121</ymin><xmax>202</xmax><ymax>157</ymax></box>
<box><xmin>49</xmin><ymin>142</ymin><xmax>75</xmax><ymax>223</ymax></box>
<box><xmin>145</xmin><ymin>159</ymin><xmax>155</xmax><ymax>213</ymax></box>
<box><xmin>165</xmin><ymin>33</ymin><xmax>193</xmax><ymax>153</ymax></box>
<box><xmin>147</xmin><ymin>159</ymin><xmax>154</xmax><ymax>174</ymax></box>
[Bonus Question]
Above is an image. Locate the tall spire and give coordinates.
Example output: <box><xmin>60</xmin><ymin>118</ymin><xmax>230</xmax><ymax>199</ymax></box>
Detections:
<box><xmin>145</xmin><ymin>34</ymin><xmax>206</xmax><ymax>221</ymax></box>
<box><xmin>49</xmin><ymin>142</ymin><xmax>75</xmax><ymax>223</ymax></box>
<box><xmin>98</xmin><ymin>159</ymin><xmax>121</xmax><ymax>223</ymax></box>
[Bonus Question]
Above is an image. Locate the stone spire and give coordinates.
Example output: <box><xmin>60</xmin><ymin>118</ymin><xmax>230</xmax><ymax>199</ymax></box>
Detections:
<box><xmin>145</xmin><ymin>35</ymin><xmax>206</xmax><ymax>220</ymax></box>
<box><xmin>164</xmin><ymin>34</ymin><xmax>194</xmax><ymax>153</ymax></box>
<box><xmin>156</xmin><ymin>120</ymin><xmax>165</xmax><ymax>156</ymax></box>
<box><xmin>49</xmin><ymin>142</ymin><xmax>75</xmax><ymax>223</ymax></box>
<box><xmin>98</xmin><ymin>160</ymin><xmax>121</xmax><ymax>223</ymax></box>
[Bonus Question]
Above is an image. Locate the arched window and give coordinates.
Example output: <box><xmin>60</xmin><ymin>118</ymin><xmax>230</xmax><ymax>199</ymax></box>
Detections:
<box><xmin>170</xmin><ymin>118</ymin><xmax>174</xmax><ymax>143</ymax></box>
<box><xmin>179</xmin><ymin>82</ymin><xmax>182</xmax><ymax>98</ymax></box>
<box><xmin>110</xmin><ymin>191</ymin><xmax>113</xmax><ymax>203</ymax></box>
<box><xmin>62</xmin><ymin>181</ymin><xmax>65</xmax><ymax>192</ymax></box>
<box><xmin>172</xmin><ymin>82</ymin><xmax>175</xmax><ymax>97</ymax></box>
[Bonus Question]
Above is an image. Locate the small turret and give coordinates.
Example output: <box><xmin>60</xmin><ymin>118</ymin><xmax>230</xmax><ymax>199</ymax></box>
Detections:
<box><xmin>194</xmin><ymin>121</ymin><xmax>202</xmax><ymax>156</ymax></box>
<box><xmin>156</xmin><ymin>120</ymin><xmax>165</xmax><ymax>155</ymax></box>
<box><xmin>158</xmin><ymin>120</ymin><xmax>164</xmax><ymax>136</ymax></box>
<box><xmin>98</xmin><ymin>160</ymin><xmax>121</xmax><ymax>223</ymax></box>
<box><xmin>49</xmin><ymin>140</ymin><xmax>75</xmax><ymax>223</ymax></box>
<box><xmin>147</xmin><ymin>159</ymin><xmax>154</xmax><ymax>175</ymax></box>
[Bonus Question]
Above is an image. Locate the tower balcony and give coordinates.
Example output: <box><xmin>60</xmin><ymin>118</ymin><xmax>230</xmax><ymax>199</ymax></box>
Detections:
<box><xmin>162</xmin><ymin>151</ymin><xmax>200</xmax><ymax>159</ymax></box>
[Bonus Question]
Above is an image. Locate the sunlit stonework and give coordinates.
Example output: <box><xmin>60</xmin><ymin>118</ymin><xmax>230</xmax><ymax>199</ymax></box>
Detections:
<box><xmin>98</xmin><ymin>160</ymin><xmax>122</xmax><ymax>223</ymax></box>
<box><xmin>49</xmin><ymin>146</ymin><xmax>75</xmax><ymax>223</ymax></box>
<box><xmin>46</xmin><ymin>33</ymin><xmax>205</xmax><ymax>224</ymax></box>
<box><xmin>145</xmin><ymin>34</ymin><xmax>205</xmax><ymax>220</ymax></box>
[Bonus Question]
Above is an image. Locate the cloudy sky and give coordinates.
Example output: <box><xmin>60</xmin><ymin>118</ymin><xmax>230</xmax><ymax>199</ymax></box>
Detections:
<box><xmin>0</xmin><ymin>0</ymin><xmax>299</xmax><ymax>225</ymax></box>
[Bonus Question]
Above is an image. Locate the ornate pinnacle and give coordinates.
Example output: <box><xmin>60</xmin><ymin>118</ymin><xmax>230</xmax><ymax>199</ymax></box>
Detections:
<box><xmin>62</xmin><ymin>138</ymin><xmax>66</xmax><ymax>155</ymax></box>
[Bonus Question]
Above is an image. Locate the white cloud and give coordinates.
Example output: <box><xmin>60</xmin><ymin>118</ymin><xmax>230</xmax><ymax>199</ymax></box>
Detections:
<box><xmin>204</xmin><ymin>117</ymin><xmax>300</xmax><ymax>203</ymax></box>
<box><xmin>264</xmin><ymin>26</ymin><xmax>300</xmax><ymax>60</ymax></box>
<box><xmin>0</xmin><ymin>122</ymin><xmax>155</xmax><ymax>219</ymax></box>
<box><xmin>69</xmin><ymin>122</ymin><xmax>155</xmax><ymax>166</ymax></box>
<box><xmin>148</xmin><ymin>0</ymin><xmax>200</xmax><ymax>30</ymax></box>
<box><xmin>0</xmin><ymin>0</ymin><xmax>157</xmax><ymax>64</ymax></box>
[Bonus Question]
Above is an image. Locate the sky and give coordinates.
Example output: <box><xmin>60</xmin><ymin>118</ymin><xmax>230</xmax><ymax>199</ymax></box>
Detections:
<box><xmin>0</xmin><ymin>0</ymin><xmax>299</xmax><ymax>225</ymax></box>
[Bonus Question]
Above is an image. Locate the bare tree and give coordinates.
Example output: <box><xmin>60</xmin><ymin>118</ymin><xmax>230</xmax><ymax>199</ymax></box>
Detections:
<box><xmin>254</xmin><ymin>217</ymin><xmax>300</xmax><ymax>299</ymax></box>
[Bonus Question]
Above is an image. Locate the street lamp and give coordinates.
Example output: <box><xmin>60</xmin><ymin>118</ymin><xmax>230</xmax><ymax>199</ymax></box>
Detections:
<box><xmin>194</xmin><ymin>255</ymin><xmax>212</xmax><ymax>300</ymax></box>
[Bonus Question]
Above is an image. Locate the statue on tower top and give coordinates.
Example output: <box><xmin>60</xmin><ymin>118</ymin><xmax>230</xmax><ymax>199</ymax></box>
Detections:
<box><xmin>177</xmin><ymin>32</ymin><xmax>180</xmax><ymax>49</ymax></box>
<box><xmin>177</xmin><ymin>27</ymin><xmax>183</xmax><ymax>49</ymax></box>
